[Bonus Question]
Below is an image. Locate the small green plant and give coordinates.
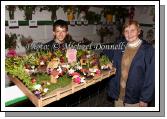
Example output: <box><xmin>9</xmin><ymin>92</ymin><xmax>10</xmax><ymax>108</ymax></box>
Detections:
<box><xmin>99</xmin><ymin>55</ymin><xmax>110</xmax><ymax>66</ymax></box>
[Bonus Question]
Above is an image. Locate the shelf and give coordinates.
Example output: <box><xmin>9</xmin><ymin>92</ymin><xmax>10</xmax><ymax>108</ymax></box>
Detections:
<box><xmin>5</xmin><ymin>20</ymin><xmax>154</xmax><ymax>27</ymax></box>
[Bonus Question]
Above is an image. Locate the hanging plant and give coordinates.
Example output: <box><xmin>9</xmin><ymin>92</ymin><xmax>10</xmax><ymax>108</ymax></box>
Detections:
<box><xmin>61</xmin><ymin>5</ymin><xmax>77</xmax><ymax>21</ymax></box>
<box><xmin>18</xmin><ymin>5</ymin><xmax>36</xmax><ymax>20</ymax></box>
<box><xmin>6</xmin><ymin>5</ymin><xmax>16</xmax><ymax>20</ymax></box>
<box><xmin>39</xmin><ymin>5</ymin><xmax>60</xmax><ymax>21</ymax></box>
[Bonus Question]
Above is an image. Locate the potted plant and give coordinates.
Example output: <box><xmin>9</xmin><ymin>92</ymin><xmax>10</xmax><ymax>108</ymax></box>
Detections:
<box><xmin>18</xmin><ymin>5</ymin><xmax>37</xmax><ymax>20</ymax></box>
<box><xmin>101</xmin><ymin>6</ymin><xmax>117</xmax><ymax>23</ymax></box>
<box><xmin>85</xmin><ymin>11</ymin><xmax>101</xmax><ymax>24</ymax></box>
<box><xmin>76</xmin><ymin>5</ymin><xmax>90</xmax><ymax>21</ymax></box>
<box><xmin>62</xmin><ymin>5</ymin><xmax>77</xmax><ymax>21</ymax></box>
<box><xmin>99</xmin><ymin>55</ymin><xmax>111</xmax><ymax>70</ymax></box>
<box><xmin>6</xmin><ymin>5</ymin><xmax>16</xmax><ymax>20</ymax></box>
<box><xmin>96</xmin><ymin>26</ymin><xmax>113</xmax><ymax>43</ymax></box>
<box><xmin>39</xmin><ymin>5</ymin><xmax>60</xmax><ymax>21</ymax></box>
<box><xmin>5</xmin><ymin>33</ymin><xmax>17</xmax><ymax>50</ymax></box>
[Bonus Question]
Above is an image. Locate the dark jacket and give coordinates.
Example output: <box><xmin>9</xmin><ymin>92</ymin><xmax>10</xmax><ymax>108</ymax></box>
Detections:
<box><xmin>104</xmin><ymin>40</ymin><xmax>155</xmax><ymax>104</ymax></box>
<box><xmin>44</xmin><ymin>35</ymin><xmax>78</xmax><ymax>52</ymax></box>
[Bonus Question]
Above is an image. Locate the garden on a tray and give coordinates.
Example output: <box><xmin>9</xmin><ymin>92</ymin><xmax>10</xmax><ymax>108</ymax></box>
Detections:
<box><xmin>5</xmin><ymin>49</ymin><xmax>113</xmax><ymax>99</ymax></box>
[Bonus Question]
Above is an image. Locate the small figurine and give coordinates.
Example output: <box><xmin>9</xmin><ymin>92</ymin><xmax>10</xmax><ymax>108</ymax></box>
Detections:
<box><xmin>47</xmin><ymin>58</ymin><xmax>60</xmax><ymax>72</ymax></box>
<box><xmin>50</xmin><ymin>70</ymin><xmax>59</xmax><ymax>83</ymax></box>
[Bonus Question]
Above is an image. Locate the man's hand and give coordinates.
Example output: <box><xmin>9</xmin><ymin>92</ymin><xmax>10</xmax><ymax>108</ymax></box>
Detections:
<box><xmin>139</xmin><ymin>101</ymin><xmax>148</xmax><ymax>107</ymax></box>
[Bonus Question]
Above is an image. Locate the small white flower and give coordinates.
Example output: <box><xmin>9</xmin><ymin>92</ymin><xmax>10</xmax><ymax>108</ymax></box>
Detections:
<box><xmin>46</xmin><ymin>82</ymin><xmax>50</xmax><ymax>85</ymax></box>
<box><xmin>77</xmin><ymin>66</ymin><xmax>82</xmax><ymax>70</ymax></box>
<box><xmin>31</xmin><ymin>65</ymin><xmax>35</xmax><ymax>69</ymax></box>
<box><xmin>81</xmin><ymin>77</ymin><xmax>85</xmax><ymax>80</ymax></box>
<box><xmin>68</xmin><ymin>68</ymin><xmax>74</xmax><ymax>74</ymax></box>
<box><xmin>25</xmin><ymin>69</ymin><xmax>30</xmax><ymax>74</ymax></box>
<box><xmin>34</xmin><ymin>84</ymin><xmax>41</xmax><ymax>90</ymax></box>
<box><xmin>40</xmin><ymin>61</ymin><xmax>45</xmax><ymax>65</ymax></box>
<box><xmin>91</xmin><ymin>73</ymin><xmax>95</xmax><ymax>76</ymax></box>
<box><xmin>80</xmin><ymin>78</ymin><xmax>86</xmax><ymax>83</ymax></box>
<box><xmin>43</xmin><ymin>88</ymin><xmax>49</xmax><ymax>93</ymax></box>
<box><xmin>57</xmin><ymin>66</ymin><xmax>62</xmax><ymax>73</ymax></box>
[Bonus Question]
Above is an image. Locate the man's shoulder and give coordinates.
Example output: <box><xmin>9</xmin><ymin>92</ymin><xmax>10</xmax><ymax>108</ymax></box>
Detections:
<box><xmin>45</xmin><ymin>40</ymin><xmax>55</xmax><ymax>46</ymax></box>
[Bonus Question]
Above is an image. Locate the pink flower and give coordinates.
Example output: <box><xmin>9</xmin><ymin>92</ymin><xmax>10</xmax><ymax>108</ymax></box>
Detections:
<box><xmin>7</xmin><ymin>49</ymin><xmax>16</xmax><ymax>57</ymax></box>
<box><xmin>96</xmin><ymin>70</ymin><xmax>101</xmax><ymax>75</ymax></box>
<box><xmin>71</xmin><ymin>72</ymin><xmax>80</xmax><ymax>77</ymax></box>
<box><xmin>74</xmin><ymin>77</ymin><xmax>81</xmax><ymax>84</ymax></box>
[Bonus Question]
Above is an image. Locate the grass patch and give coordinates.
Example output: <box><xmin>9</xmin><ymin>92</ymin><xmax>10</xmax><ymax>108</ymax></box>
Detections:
<box><xmin>33</xmin><ymin>73</ymin><xmax>72</xmax><ymax>94</ymax></box>
<box><xmin>46</xmin><ymin>74</ymin><xmax>72</xmax><ymax>93</ymax></box>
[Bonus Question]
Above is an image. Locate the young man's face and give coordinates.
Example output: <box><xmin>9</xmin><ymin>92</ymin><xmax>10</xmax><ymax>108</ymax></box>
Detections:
<box><xmin>124</xmin><ymin>24</ymin><xmax>140</xmax><ymax>43</ymax></box>
<box><xmin>53</xmin><ymin>26</ymin><xmax>68</xmax><ymax>43</ymax></box>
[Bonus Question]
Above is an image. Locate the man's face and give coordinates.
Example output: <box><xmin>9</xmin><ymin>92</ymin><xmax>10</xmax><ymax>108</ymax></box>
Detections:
<box><xmin>124</xmin><ymin>24</ymin><xmax>140</xmax><ymax>43</ymax></box>
<box><xmin>53</xmin><ymin>26</ymin><xmax>68</xmax><ymax>42</ymax></box>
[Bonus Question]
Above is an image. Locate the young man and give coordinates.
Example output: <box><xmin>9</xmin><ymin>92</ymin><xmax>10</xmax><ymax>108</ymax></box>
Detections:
<box><xmin>106</xmin><ymin>20</ymin><xmax>155</xmax><ymax>107</ymax></box>
<box><xmin>45</xmin><ymin>19</ymin><xmax>76</xmax><ymax>51</ymax></box>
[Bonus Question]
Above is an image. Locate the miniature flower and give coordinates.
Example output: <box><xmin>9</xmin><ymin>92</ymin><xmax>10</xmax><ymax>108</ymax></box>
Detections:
<box><xmin>46</xmin><ymin>82</ymin><xmax>50</xmax><ymax>85</ymax></box>
<box><xmin>90</xmin><ymin>72</ymin><xmax>95</xmax><ymax>76</ymax></box>
<box><xmin>40</xmin><ymin>61</ymin><xmax>45</xmax><ymax>65</ymax></box>
<box><xmin>7</xmin><ymin>49</ymin><xmax>16</xmax><ymax>57</ymax></box>
<box><xmin>57</xmin><ymin>66</ymin><xmax>62</xmax><ymax>74</ymax></box>
<box><xmin>80</xmin><ymin>77</ymin><xmax>86</xmax><ymax>83</ymax></box>
<box><xmin>33</xmin><ymin>90</ymin><xmax>41</xmax><ymax>98</ymax></box>
<box><xmin>77</xmin><ymin>65</ymin><xmax>82</xmax><ymax>70</ymax></box>
<box><xmin>24</xmin><ymin>68</ymin><xmax>30</xmax><ymax>74</ymax></box>
<box><xmin>71</xmin><ymin>72</ymin><xmax>80</xmax><ymax>77</ymax></box>
<box><xmin>34</xmin><ymin>90</ymin><xmax>41</xmax><ymax>95</ymax></box>
<box><xmin>31</xmin><ymin>65</ymin><xmax>35</xmax><ymax>69</ymax></box>
<box><xmin>68</xmin><ymin>68</ymin><xmax>75</xmax><ymax>75</ymax></box>
<box><xmin>33</xmin><ymin>84</ymin><xmax>41</xmax><ymax>90</ymax></box>
<box><xmin>96</xmin><ymin>70</ymin><xmax>101</xmax><ymax>75</ymax></box>
<box><xmin>31</xmin><ymin>78</ymin><xmax>36</xmax><ymax>83</ymax></box>
<box><xmin>43</xmin><ymin>88</ymin><xmax>49</xmax><ymax>93</ymax></box>
<box><xmin>74</xmin><ymin>77</ymin><xmax>81</xmax><ymax>84</ymax></box>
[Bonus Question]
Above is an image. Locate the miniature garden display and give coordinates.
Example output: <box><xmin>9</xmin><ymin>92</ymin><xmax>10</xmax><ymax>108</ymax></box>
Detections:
<box><xmin>5</xmin><ymin>49</ymin><xmax>115</xmax><ymax>106</ymax></box>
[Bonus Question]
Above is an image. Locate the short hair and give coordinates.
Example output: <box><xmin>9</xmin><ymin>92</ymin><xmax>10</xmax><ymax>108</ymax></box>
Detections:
<box><xmin>53</xmin><ymin>19</ymin><xmax>68</xmax><ymax>31</ymax></box>
<box><xmin>122</xmin><ymin>20</ymin><xmax>141</xmax><ymax>34</ymax></box>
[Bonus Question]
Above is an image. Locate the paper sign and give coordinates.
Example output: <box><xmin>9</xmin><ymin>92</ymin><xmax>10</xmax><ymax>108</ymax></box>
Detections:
<box><xmin>8</xmin><ymin>20</ymin><xmax>19</xmax><ymax>28</ymax></box>
<box><xmin>77</xmin><ymin>21</ymin><xmax>82</xmax><ymax>25</ymax></box>
<box><xmin>70</xmin><ymin>21</ymin><xmax>75</xmax><ymax>26</ymax></box>
<box><xmin>29</xmin><ymin>20</ymin><xmax>37</xmax><ymax>28</ymax></box>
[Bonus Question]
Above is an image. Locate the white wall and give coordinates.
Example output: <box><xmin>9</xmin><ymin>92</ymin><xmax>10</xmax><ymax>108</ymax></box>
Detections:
<box><xmin>5</xmin><ymin>6</ymin><xmax>155</xmax><ymax>44</ymax></box>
